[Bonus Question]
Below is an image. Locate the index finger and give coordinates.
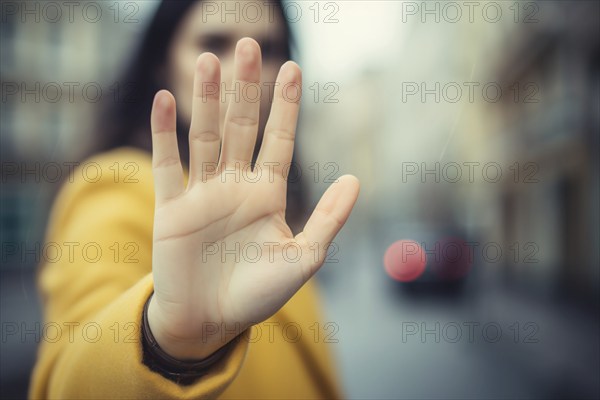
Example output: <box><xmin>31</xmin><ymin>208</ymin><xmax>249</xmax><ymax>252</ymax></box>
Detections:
<box><xmin>255</xmin><ymin>61</ymin><xmax>302</xmax><ymax>177</ymax></box>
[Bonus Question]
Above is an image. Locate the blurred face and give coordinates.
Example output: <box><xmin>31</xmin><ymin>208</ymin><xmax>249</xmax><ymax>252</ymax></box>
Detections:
<box><xmin>166</xmin><ymin>1</ymin><xmax>288</xmax><ymax>148</ymax></box>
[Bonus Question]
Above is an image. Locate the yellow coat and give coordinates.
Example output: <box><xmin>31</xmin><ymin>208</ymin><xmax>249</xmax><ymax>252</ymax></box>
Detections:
<box><xmin>29</xmin><ymin>147</ymin><xmax>343</xmax><ymax>399</ymax></box>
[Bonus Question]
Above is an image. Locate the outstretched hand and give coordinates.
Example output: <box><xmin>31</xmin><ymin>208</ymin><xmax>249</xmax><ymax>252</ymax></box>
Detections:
<box><xmin>148</xmin><ymin>37</ymin><xmax>360</xmax><ymax>360</ymax></box>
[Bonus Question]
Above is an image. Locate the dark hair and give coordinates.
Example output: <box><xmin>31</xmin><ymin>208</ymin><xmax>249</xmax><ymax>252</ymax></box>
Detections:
<box><xmin>97</xmin><ymin>0</ymin><xmax>306</xmax><ymax>231</ymax></box>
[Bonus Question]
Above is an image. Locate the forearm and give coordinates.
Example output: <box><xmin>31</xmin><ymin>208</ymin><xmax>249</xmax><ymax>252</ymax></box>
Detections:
<box><xmin>30</xmin><ymin>274</ymin><xmax>249</xmax><ymax>399</ymax></box>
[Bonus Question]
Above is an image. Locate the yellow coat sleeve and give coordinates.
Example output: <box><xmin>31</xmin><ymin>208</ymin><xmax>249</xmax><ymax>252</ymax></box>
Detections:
<box><xmin>29</xmin><ymin>147</ymin><xmax>343</xmax><ymax>399</ymax></box>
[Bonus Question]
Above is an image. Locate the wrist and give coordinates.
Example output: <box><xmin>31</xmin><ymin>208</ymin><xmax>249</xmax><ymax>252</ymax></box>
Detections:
<box><xmin>146</xmin><ymin>292</ymin><xmax>237</xmax><ymax>360</ymax></box>
<box><xmin>141</xmin><ymin>292</ymin><xmax>239</xmax><ymax>384</ymax></box>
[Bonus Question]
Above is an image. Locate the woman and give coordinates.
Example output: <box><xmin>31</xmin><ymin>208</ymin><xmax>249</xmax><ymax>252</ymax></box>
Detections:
<box><xmin>29</xmin><ymin>1</ymin><xmax>359</xmax><ymax>398</ymax></box>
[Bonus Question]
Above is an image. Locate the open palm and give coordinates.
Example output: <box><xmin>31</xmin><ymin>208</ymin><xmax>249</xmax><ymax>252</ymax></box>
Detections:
<box><xmin>147</xmin><ymin>38</ymin><xmax>360</xmax><ymax>360</ymax></box>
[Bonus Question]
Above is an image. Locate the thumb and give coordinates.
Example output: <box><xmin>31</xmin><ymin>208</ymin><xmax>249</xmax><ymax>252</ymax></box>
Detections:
<box><xmin>296</xmin><ymin>175</ymin><xmax>360</xmax><ymax>273</ymax></box>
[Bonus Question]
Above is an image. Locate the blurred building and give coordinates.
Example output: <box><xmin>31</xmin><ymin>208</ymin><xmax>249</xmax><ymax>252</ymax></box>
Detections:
<box><xmin>490</xmin><ymin>2</ymin><xmax>600</xmax><ymax>300</ymax></box>
<box><xmin>1</xmin><ymin>1</ymin><xmax>156</xmax><ymax>271</ymax></box>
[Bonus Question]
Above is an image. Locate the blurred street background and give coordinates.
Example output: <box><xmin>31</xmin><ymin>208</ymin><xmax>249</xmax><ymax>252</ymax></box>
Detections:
<box><xmin>1</xmin><ymin>1</ymin><xmax>599</xmax><ymax>399</ymax></box>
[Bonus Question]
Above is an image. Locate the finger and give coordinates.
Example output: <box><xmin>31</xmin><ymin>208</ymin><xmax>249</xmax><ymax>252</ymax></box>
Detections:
<box><xmin>296</xmin><ymin>175</ymin><xmax>360</xmax><ymax>274</ymax></box>
<box><xmin>150</xmin><ymin>90</ymin><xmax>185</xmax><ymax>203</ymax></box>
<box><xmin>188</xmin><ymin>53</ymin><xmax>221</xmax><ymax>185</ymax></box>
<box><xmin>255</xmin><ymin>61</ymin><xmax>302</xmax><ymax>177</ymax></box>
<box><xmin>219</xmin><ymin>37</ymin><xmax>261</xmax><ymax>169</ymax></box>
